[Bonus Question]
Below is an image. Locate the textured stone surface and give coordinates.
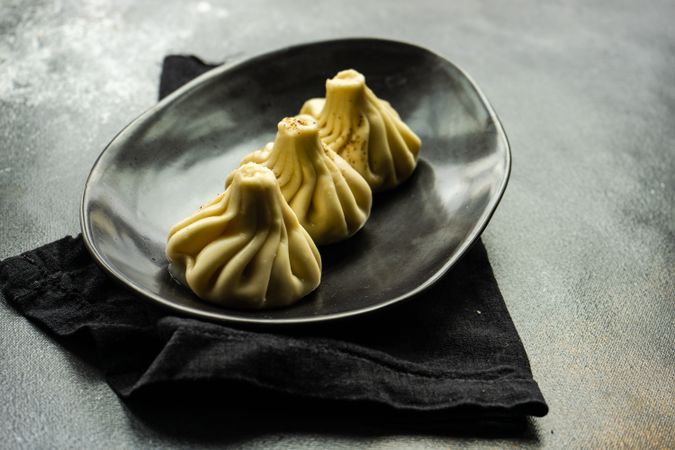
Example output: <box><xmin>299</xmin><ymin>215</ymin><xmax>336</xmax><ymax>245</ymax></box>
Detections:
<box><xmin>1</xmin><ymin>0</ymin><xmax>673</xmax><ymax>448</ymax></box>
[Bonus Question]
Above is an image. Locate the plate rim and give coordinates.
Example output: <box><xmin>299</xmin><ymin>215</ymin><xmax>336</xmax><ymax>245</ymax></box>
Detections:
<box><xmin>80</xmin><ymin>37</ymin><xmax>512</xmax><ymax>326</ymax></box>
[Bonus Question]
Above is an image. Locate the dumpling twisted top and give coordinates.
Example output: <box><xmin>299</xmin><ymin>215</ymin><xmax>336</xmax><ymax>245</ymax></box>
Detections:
<box><xmin>238</xmin><ymin>115</ymin><xmax>372</xmax><ymax>245</ymax></box>
<box><xmin>300</xmin><ymin>69</ymin><xmax>422</xmax><ymax>192</ymax></box>
<box><xmin>166</xmin><ymin>163</ymin><xmax>321</xmax><ymax>309</ymax></box>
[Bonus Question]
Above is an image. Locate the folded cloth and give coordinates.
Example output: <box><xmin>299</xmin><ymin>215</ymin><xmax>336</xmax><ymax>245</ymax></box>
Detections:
<box><xmin>0</xmin><ymin>55</ymin><xmax>547</xmax><ymax>420</ymax></box>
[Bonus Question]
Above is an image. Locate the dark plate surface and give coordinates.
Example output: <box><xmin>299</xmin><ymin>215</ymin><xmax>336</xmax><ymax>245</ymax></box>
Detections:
<box><xmin>80</xmin><ymin>38</ymin><xmax>510</xmax><ymax>325</ymax></box>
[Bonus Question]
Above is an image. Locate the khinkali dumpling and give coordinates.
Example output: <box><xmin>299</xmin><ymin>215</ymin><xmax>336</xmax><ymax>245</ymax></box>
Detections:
<box><xmin>166</xmin><ymin>162</ymin><xmax>321</xmax><ymax>309</ymax></box>
<box><xmin>300</xmin><ymin>69</ymin><xmax>422</xmax><ymax>192</ymax></box>
<box><xmin>238</xmin><ymin>115</ymin><xmax>372</xmax><ymax>245</ymax></box>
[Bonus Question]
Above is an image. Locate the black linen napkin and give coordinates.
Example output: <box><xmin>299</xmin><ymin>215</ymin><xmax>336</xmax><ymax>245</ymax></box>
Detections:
<box><xmin>0</xmin><ymin>56</ymin><xmax>547</xmax><ymax>422</ymax></box>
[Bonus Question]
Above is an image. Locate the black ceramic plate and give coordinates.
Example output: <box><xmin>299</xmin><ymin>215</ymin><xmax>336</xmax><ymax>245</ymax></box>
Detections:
<box><xmin>81</xmin><ymin>38</ymin><xmax>511</xmax><ymax>325</ymax></box>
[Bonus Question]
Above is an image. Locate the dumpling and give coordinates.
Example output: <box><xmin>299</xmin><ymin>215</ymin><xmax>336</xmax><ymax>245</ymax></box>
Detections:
<box><xmin>237</xmin><ymin>115</ymin><xmax>372</xmax><ymax>245</ymax></box>
<box><xmin>166</xmin><ymin>162</ymin><xmax>322</xmax><ymax>309</ymax></box>
<box><xmin>300</xmin><ymin>69</ymin><xmax>422</xmax><ymax>192</ymax></box>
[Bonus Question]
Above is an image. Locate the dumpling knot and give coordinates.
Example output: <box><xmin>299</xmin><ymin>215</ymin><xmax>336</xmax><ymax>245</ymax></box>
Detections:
<box><xmin>239</xmin><ymin>115</ymin><xmax>372</xmax><ymax>245</ymax></box>
<box><xmin>166</xmin><ymin>163</ymin><xmax>321</xmax><ymax>309</ymax></box>
<box><xmin>300</xmin><ymin>68</ymin><xmax>421</xmax><ymax>192</ymax></box>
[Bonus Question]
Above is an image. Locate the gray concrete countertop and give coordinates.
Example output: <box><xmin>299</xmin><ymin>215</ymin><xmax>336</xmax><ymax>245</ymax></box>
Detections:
<box><xmin>1</xmin><ymin>0</ymin><xmax>673</xmax><ymax>448</ymax></box>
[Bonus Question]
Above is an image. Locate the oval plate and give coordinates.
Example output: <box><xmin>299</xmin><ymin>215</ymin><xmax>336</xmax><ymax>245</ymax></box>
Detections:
<box><xmin>81</xmin><ymin>38</ymin><xmax>510</xmax><ymax>325</ymax></box>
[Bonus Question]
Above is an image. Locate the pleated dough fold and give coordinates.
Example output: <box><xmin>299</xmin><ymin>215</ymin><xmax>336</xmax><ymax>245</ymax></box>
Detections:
<box><xmin>166</xmin><ymin>163</ymin><xmax>321</xmax><ymax>309</ymax></box>
<box><xmin>238</xmin><ymin>115</ymin><xmax>372</xmax><ymax>245</ymax></box>
<box><xmin>300</xmin><ymin>69</ymin><xmax>422</xmax><ymax>192</ymax></box>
